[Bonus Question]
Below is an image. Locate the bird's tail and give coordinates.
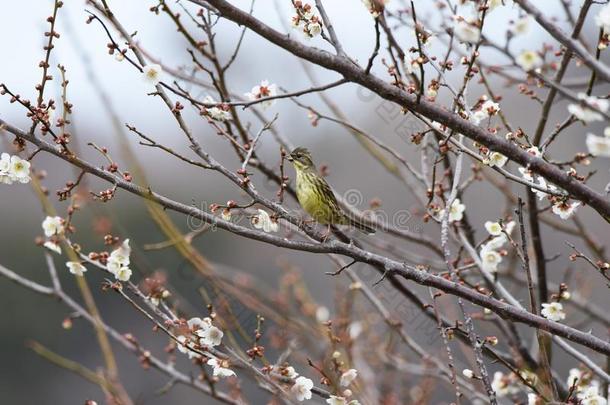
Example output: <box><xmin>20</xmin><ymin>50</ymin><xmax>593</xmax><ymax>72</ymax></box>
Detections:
<box><xmin>346</xmin><ymin>215</ymin><xmax>376</xmax><ymax>235</ymax></box>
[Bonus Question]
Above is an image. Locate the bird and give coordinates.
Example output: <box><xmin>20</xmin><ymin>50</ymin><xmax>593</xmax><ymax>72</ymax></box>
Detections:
<box><xmin>286</xmin><ymin>147</ymin><xmax>375</xmax><ymax>236</ymax></box>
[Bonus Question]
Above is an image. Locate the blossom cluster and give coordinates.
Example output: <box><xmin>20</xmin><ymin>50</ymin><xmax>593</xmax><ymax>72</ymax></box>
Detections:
<box><xmin>244</xmin><ymin>80</ymin><xmax>277</xmax><ymax>110</ymax></box>
<box><xmin>291</xmin><ymin>1</ymin><xmax>322</xmax><ymax>38</ymax></box>
<box><xmin>106</xmin><ymin>239</ymin><xmax>132</xmax><ymax>282</ymax></box>
<box><xmin>42</xmin><ymin>216</ymin><xmax>65</xmax><ymax>255</ymax></box>
<box><xmin>518</xmin><ymin>166</ymin><xmax>580</xmax><ymax>220</ymax></box>
<box><xmin>479</xmin><ymin>220</ymin><xmax>515</xmax><ymax>273</ymax></box>
<box><xmin>176</xmin><ymin>317</ymin><xmax>232</xmax><ymax>377</ymax></box>
<box><xmin>0</xmin><ymin>153</ymin><xmax>31</xmax><ymax>185</ymax></box>
<box><xmin>202</xmin><ymin>95</ymin><xmax>232</xmax><ymax>121</ymax></box>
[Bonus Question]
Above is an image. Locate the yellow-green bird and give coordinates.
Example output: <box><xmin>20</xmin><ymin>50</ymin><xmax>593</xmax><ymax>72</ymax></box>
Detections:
<box><xmin>287</xmin><ymin>147</ymin><xmax>375</xmax><ymax>235</ymax></box>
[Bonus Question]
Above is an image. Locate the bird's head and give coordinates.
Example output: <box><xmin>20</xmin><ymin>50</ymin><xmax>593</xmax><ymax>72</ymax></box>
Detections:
<box><xmin>287</xmin><ymin>147</ymin><xmax>315</xmax><ymax>171</ymax></box>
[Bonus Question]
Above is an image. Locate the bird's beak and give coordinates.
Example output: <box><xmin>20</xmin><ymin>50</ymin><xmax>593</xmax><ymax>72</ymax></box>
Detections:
<box><xmin>286</xmin><ymin>155</ymin><xmax>294</xmax><ymax>162</ymax></box>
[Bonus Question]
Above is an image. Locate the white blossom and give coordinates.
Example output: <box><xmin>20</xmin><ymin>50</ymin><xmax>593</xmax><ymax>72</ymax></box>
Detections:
<box><xmin>568</xmin><ymin>94</ymin><xmax>609</xmax><ymax>123</ymax></box>
<box><xmin>516</xmin><ymin>50</ymin><xmax>542</xmax><ymax>71</ymax></box>
<box><xmin>198</xmin><ymin>325</ymin><xmax>224</xmax><ymax>347</ymax></box>
<box><xmin>541</xmin><ymin>302</ymin><xmax>566</xmax><ymax>321</ymax></box>
<box><xmin>326</xmin><ymin>396</ymin><xmax>347</xmax><ymax>405</ymax></box>
<box><xmin>462</xmin><ymin>369</ymin><xmax>475</xmax><ymax>379</ymax></box>
<box><xmin>0</xmin><ymin>153</ymin><xmax>12</xmax><ymax>184</ymax></box>
<box><xmin>304</xmin><ymin>21</ymin><xmax>322</xmax><ymax>38</ymax></box>
<box><xmin>518</xmin><ymin>166</ymin><xmax>534</xmax><ymax>182</ymax></box>
<box><xmin>511</xmin><ymin>17</ymin><xmax>530</xmax><ymax>35</ymax></box>
<box><xmin>43</xmin><ymin>241</ymin><xmax>62</xmax><ymax>255</ymax></box>
<box><xmin>362</xmin><ymin>0</ymin><xmax>389</xmax><ymax>17</ymax></box>
<box><xmin>340</xmin><ymin>369</ymin><xmax>358</xmax><ymax>387</ymax></box>
<box><xmin>491</xmin><ymin>371</ymin><xmax>519</xmax><ymax>397</ymax></box>
<box><xmin>42</xmin><ymin>216</ymin><xmax>64</xmax><ymax>238</ymax></box>
<box><xmin>252</xmin><ymin>209</ymin><xmax>279</xmax><ymax>232</ymax></box>
<box><xmin>528</xmin><ymin>393</ymin><xmax>541</xmax><ymax>405</ymax></box>
<box><xmin>316</xmin><ymin>306</ymin><xmax>330</xmax><ymax>323</ymax></box>
<box><xmin>482</xmin><ymin>221</ymin><xmax>514</xmax><ymax>251</ymax></box>
<box><xmin>207</xmin><ymin>358</ymin><xmax>236</xmax><ymax>378</ymax></box>
<box><xmin>142</xmin><ymin>64</ymin><xmax>162</xmax><ymax>85</ymax></box>
<box><xmin>586</xmin><ymin>133</ymin><xmax>610</xmax><ymax>157</ymax></box>
<box><xmin>188</xmin><ymin>317</ymin><xmax>211</xmax><ymax>332</ymax></box>
<box><xmin>484</xmin><ymin>221</ymin><xmax>503</xmax><ymax>236</ymax></box>
<box><xmin>107</xmin><ymin>239</ymin><xmax>132</xmax><ymax>281</ymax></box>
<box><xmin>326</xmin><ymin>396</ymin><xmax>360</xmax><ymax>405</ymax></box>
<box><xmin>532</xmin><ymin>176</ymin><xmax>557</xmax><ymax>200</ymax></box>
<box><xmin>7</xmin><ymin>155</ymin><xmax>31</xmax><ymax>184</ymax></box>
<box><xmin>291</xmin><ymin>376</ymin><xmax>314</xmax><ymax>401</ymax></box>
<box><xmin>454</xmin><ymin>19</ymin><xmax>480</xmax><ymax>44</ymax></box>
<box><xmin>480</xmin><ymin>247</ymin><xmax>502</xmax><ymax>273</ymax></box>
<box><xmin>440</xmin><ymin>198</ymin><xmax>466</xmax><ymax>223</ymax></box>
<box><xmin>595</xmin><ymin>3</ymin><xmax>610</xmax><ymax>34</ymax></box>
<box><xmin>66</xmin><ymin>261</ymin><xmax>87</xmax><ymax>276</ymax></box>
<box><xmin>581</xmin><ymin>386</ymin><xmax>607</xmax><ymax>405</ymax></box>
<box><xmin>245</xmin><ymin>80</ymin><xmax>277</xmax><ymax>109</ymax></box>
<box><xmin>552</xmin><ymin>200</ymin><xmax>580</xmax><ymax>220</ymax></box>
<box><xmin>203</xmin><ymin>96</ymin><xmax>231</xmax><ymax>121</ymax></box>
<box><xmin>115</xmin><ymin>266</ymin><xmax>132</xmax><ymax>282</ymax></box>
<box><xmin>484</xmin><ymin>151</ymin><xmax>508</xmax><ymax>167</ymax></box>
<box><xmin>348</xmin><ymin>321</ymin><xmax>363</xmax><ymax>339</ymax></box>
<box><xmin>177</xmin><ymin>335</ymin><xmax>201</xmax><ymax>359</ymax></box>
<box><xmin>284</xmin><ymin>366</ymin><xmax>299</xmax><ymax>379</ymax></box>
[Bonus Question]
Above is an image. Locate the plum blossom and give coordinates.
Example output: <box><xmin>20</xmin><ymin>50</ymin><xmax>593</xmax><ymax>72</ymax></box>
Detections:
<box><xmin>480</xmin><ymin>246</ymin><xmax>502</xmax><ymax>273</ymax></box>
<box><xmin>568</xmin><ymin>94</ymin><xmax>609</xmax><ymax>123</ymax></box>
<box><xmin>252</xmin><ymin>209</ymin><xmax>279</xmax><ymax>233</ymax></box>
<box><xmin>0</xmin><ymin>153</ymin><xmax>11</xmax><ymax>184</ymax></box>
<box><xmin>107</xmin><ymin>239</ymin><xmax>132</xmax><ymax>282</ymax></box>
<box><xmin>541</xmin><ymin>302</ymin><xmax>565</xmax><ymax>321</ymax></box>
<box><xmin>326</xmin><ymin>396</ymin><xmax>361</xmax><ymax>405</ymax></box>
<box><xmin>484</xmin><ymin>221</ymin><xmax>503</xmax><ymax>236</ymax></box>
<box><xmin>316</xmin><ymin>306</ymin><xmax>330</xmax><ymax>323</ymax></box>
<box><xmin>202</xmin><ymin>96</ymin><xmax>231</xmax><ymax>122</ymax></box>
<box><xmin>43</xmin><ymin>241</ymin><xmax>62</xmax><ymax>255</ymax></box>
<box><xmin>552</xmin><ymin>200</ymin><xmax>580</xmax><ymax>220</ymax></box>
<box><xmin>440</xmin><ymin>198</ymin><xmax>466</xmax><ymax>223</ymax></box>
<box><xmin>581</xmin><ymin>386</ymin><xmax>607</xmax><ymax>405</ymax></box>
<box><xmin>340</xmin><ymin>369</ymin><xmax>358</xmax><ymax>387</ymax></box>
<box><xmin>482</xmin><ymin>220</ymin><xmax>515</xmax><ymax>251</ymax></box>
<box><xmin>291</xmin><ymin>376</ymin><xmax>314</xmax><ymax>401</ymax></box>
<box><xmin>42</xmin><ymin>216</ymin><xmax>65</xmax><ymax>238</ymax></box>
<box><xmin>528</xmin><ymin>393</ymin><xmax>542</xmax><ymax>405</ymax></box>
<box><xmin>491</xmin><ymin>371</ymin><xmax>520</xmax><ymax>397</ymax></box>
<box><xmin>511</xmin><ymin>17</ymin><xmax>530</xmax><ymax>35</ymax></box>
<box><xmin>198</xmin><ymin>324</ymin><xmax>224</xmax><ymax>347</ymax></box>
<box><xmin>176</xmin><ymin>335</ymin><xmax>201</xmax><ymax>359</ymax></box>
<box><xmin>9</xmin><ymin>155</ymin><xmax>31</xmax><ymax>184</ymax></box>
<box><xmin>207</xmin><ymin>358</ymin><xmax>236</xmax><ymax>378</ymax></box>
<box><xmin>245</xmin><ymin>80</ymin><xmax>277</xmax><ymax>109</ymax></box>
<box><xmin>462</xmin><ymin>369</ymin><xmax>475</xmax><ymax>379</ymax></box>
<box><xmin>586</xmin><ymin>132</ymin><xmax>610</xmax><ymax>157</ymax></box>
<box><xmin>66</xmin><ymin>261</ymin><xmax>87</xmax><ymax>276</ymax></box>
<box><xmin>291</xmin><ymin>2</ymin><xmax>322</xmax><ymax>39</ymax></box>
<box><xmin>532</xmin><ymin>176</ymin><xmax>557</xmax><ymax>200</ymax></box>
<box><xmin>484</xmin><ymin>151</ymin><xmax>508</xmax><ymax>168</ymax></box>
<box><xmin>142</xmin><ymin>64</ymin><xmax>162</xmax><ymax>85</ymax></box>
<box><xmin>595</xmin><ymin>3</ymin><xmax>610</xmax><ymax>33</ymax></box>
<box><xmin>516</xmin><ymin>50</ymin><xmax>542</xmax><ymax>71</ymax></box>
<box><xmin>362</xmin><ymin>0</ymin><xmax>390</xmax><ymax>17</ymax></box>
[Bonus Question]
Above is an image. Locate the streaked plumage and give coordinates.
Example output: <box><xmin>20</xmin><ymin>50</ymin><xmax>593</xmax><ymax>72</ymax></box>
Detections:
<box><xmin>287</xmin><ymin>147</ymin><xmax>375</xmax><ymax>234</ymax></box>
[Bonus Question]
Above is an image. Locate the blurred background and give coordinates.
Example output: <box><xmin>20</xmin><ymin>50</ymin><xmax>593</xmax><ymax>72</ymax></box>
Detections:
<box><xmin>0</xmin><ymin>0</ymin><xmax>608</xmax><ymax>403</ymax></box>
